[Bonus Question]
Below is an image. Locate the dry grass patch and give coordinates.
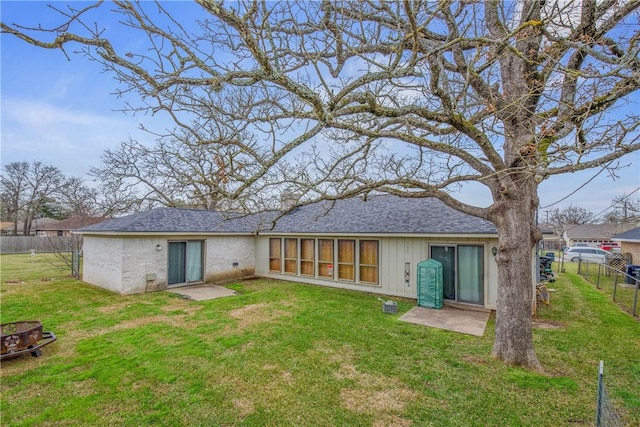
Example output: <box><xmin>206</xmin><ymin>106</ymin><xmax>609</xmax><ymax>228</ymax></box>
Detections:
<box><xmin>228</xmin><ymin>302</ymin><xmax>292</xmax><ymax>331</ymax></box>
<box><xmin>372</xmin><ymin>414</ymin><xmax>414</xmax><ymax>427</ymax></box>
<box><xmin>232</xmin><ymin>397</ymin><xmax>256</xmax><ymax>418</ymax></box>
<box><xmin>532</xmin><ymin>319</ymin><xmax>565</xmax><ymax>329</ymax></box>
<box><xmin>336</xmin><ymin>361</ymin><xmax>418</xmax><ymax>415</ymax></box>
<box><xmin>341</xmin><ymin>387</ymin><xmax>417</xmax><ymax>414</ymax></box>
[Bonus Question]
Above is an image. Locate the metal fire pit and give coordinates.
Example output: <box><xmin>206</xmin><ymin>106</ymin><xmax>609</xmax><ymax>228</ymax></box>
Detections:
<box><xmin>1</xmin><ymin>321</ymin><xmax>56</xmax><ymax>360</ymax></box>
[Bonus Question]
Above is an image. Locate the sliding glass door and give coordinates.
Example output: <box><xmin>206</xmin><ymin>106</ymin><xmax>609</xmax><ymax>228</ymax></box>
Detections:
<box><xmin>457</xmin><ymin>245</ymin><xmax>483</xmax><ymax>304</ymax></box>
<box><xmin>168</xmin><ymin>241</ymin><xmax>203</xmax><ymax>285</ymax></box>
<box><xmin>430</xmin><ymin>244</ymin><xmax>484</xmax><ymax>305</ymax></box>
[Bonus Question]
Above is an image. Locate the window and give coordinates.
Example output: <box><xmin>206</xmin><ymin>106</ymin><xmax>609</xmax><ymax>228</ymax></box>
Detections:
<box><xmin>337</xmin><ymin>239</ymin><xmax>355</xmax><ymax>281</ymax></box>
<box><xmin>300</xmin><ymin>239</ymin><xmax>315</xmax><ymax>276</ymax></box>
<box><xmin>284</xmin><ymin>238</ymin><xmax>298</xmax><ymax>274</ymax></box>
<box><xmin>269</xmin><ymin>238</ymin><xmax>281</xmax><ymax>272</ymax></box>
<box><xmin>168</xmin><ymin>241</ymin><xmax>203</xmax><ymax>285</ymax></box>
<box><xmin>268</xmin><ymin>237</ymin><xmax>379</xmax><ymax>286</ymax></box>
<box><xmin>359</xmin><ymin>240</ymin><xmax>378</xmax><ymax>284</ymax></box>
<box><xmin>318</xmin><ymin>239</ymin><xmax>334</xmax><ymax>278</ymax></box>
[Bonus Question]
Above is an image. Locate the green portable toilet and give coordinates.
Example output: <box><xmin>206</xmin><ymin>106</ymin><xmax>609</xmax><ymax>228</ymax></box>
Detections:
<box><xmin>417</xmin><ymin>259</ymin><xmax>443</xmax><ymax>309</ymax></box>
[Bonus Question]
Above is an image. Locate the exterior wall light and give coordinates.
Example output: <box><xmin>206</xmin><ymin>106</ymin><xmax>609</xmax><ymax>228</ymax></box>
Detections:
<box><xmin>156</xmin><ymin>244</ymin><xmax>162</xmax><ymax>251</ymax></box>
<box><xmin>491</xmin><ymin>246</ymin><xmax>498</xmax><ymax>256</ymax></box>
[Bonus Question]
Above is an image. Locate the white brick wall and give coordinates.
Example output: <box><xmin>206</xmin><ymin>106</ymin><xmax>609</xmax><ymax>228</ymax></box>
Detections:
<box><xmin>120</xmin><ymin>237</ymin><xmax>168</xmax><ymax>294</ymax></box>
<box><xmin>82</xmin><ymin>234</ymin><xmax>256</xmax><ymax>294</ymax></box>
<box><xmin>82</xmin><ymin>236</ymin><xmax>125</xmax><ymax>293</ymax></box>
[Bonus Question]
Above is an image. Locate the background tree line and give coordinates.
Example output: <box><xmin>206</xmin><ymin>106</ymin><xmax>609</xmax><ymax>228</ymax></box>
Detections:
<box><xmin>3</xmin><ymin>158</ymin><xmax>638</xmax><ymax>237</ymax></box>
<box><xmin>0</xmin><ymin>160</ymin><xmax>138</xmax><ymax>235</ymax></box>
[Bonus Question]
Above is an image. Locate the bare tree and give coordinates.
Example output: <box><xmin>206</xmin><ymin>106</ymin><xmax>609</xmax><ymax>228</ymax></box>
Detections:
<box><xmin>57</xmin><ymin>176</ymin><xmax>102</xmax><ymax>220</ymax></box>
<box><xmin>0</xmin><ymin>161</ymin><xmax>29</xmax><ymax>234</ymax></box>
<box><xmin>90</xmin><ymin>133</ymin><xmax>261</xmax><ymax>211</ymax></box>
<box><xmin>0</xmin><ymin>161</ymin><xmax>64</xmax><ymax>235</ymax></box>
<box><xmin>547</xmin><ymin>205</ymin><xmax>594</xmax><ymax>235</ymax></box>
<box><xmin>602</xmin><ymin>194</ymin><xmax>640</xmax><ymax>225</ymax></box>
<box><xmin>3</xmin><ymin>0</ymin><xmax>639</xmax><ymax>369</ymax></box>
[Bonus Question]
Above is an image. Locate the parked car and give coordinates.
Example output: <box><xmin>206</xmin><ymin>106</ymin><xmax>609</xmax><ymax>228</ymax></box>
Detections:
<box><xmin>563</xmin><ymin>247</ymin><xmax>611</xmax><ymax>264</ymax></box>
<box><xmin>598</xmin><ymin>242</ymin><xmax>621</xmax><ymax>253</ymax></box>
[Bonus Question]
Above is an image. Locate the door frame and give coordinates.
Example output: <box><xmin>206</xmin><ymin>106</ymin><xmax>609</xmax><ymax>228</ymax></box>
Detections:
<box><xmin>167</xmin><ymin>240</ymin><xmax>205</xmax><ymax>286</ymax></box>
<box><xmin>429</xmin><ymin>243</ymin><xmax>485</xmax><ymax>306</ymax></box>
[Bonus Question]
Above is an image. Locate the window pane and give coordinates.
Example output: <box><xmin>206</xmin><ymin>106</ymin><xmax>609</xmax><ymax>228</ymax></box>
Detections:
<box><xmin>269</xmin><ymin>238</ymin><xmax>281</xmax><ymax>272</ymax></box>
<box><xmin>360</xmin><ymin>266</ymin><xmax>378</xmax><ymax>284</ymax></box>
<box><xmin>338</xmin><ymin>240</ymin><xmax>355</xmax><ymax>281</ymax></box>
<box><xmin>359</xmin><ymin>240</ymin><xmax>378</xmax><ymax>284</ymax></box>
<box><xmin>338</xmin><ymin>240</ymin><xmax>355</xmax><ymax>262</ymax></box>
<box><xmin>318</xmin><ymin>239</ymin><xmax>333</xmax><ymax>262</ymax></box>
<box><xmin>338</xmin><ymin>264</ymin><xmax>354</xmax><ymax>281</ymax></box>
<box><xmin>318</xmin><ymin>239</ymin><xmax>334</xmax><ymax>278</ymax></box>
<box><xmin>301</xmin><ymin>239</ymin><xmax>314</xmax><ymax>260</ymax></box>
<box><xmin>457</xmin><ymin>245</ymin><xmax>483</xmax><ymax>304</ymax></box>
<box><xmin>359</xmin><ymin>240</ymin><xmax>378</xmax><ymax>264</ymax></box>
<box><xmin>168</xmin><ymin>242</ymin><xmax>186</xmax><ymax>284</ymax></box>
<box><xmin>431</xmin><ymin>246</ymin><xmax>456</xmax><ymax>300</ymax></box>
<box><xmin>284</xmin><ymin>238</ymin><xmax>297</xmax><ymax>274</ymax></box>
<box><xmin>300</xmin><ymin>239</ymin><xmax>314</xmax><ymax>276</ymax></box>
<box><xmin>186</xmin><ymin>241</ymin><xmax>203</xmax><ymax>282</ymax></box>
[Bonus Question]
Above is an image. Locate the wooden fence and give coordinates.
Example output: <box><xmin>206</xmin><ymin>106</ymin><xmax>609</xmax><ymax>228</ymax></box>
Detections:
<box><xmin>0</xmin><ymin>236</ymin><xmax>82</xmax><ymax>254</ymax></box>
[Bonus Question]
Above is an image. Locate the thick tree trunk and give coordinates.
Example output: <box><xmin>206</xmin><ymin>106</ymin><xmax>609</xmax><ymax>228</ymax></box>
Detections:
<box><xmin>491</xmin><ymin>192</ymin><xmax>542</xmax><ymax>371</ymax></box>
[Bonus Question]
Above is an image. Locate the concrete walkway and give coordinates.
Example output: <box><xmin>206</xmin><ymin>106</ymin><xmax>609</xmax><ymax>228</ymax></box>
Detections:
<box><xmin>399</xmin><ymin>305</ymin><xmax>491</xmax><ymax>336</ymax></box>
<box><xmin>167</xmin><ymin>284</ymin><xmax>237</xmax><ymax>301</ymax></box>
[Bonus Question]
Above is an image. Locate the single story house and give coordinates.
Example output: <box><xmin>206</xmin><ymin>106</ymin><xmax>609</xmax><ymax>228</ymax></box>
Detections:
<box><xmin>76</xmin><ymin>195</ymin><xmax>530</xmax><ymax>310</ymax></box>
<box><xmin>612</xmin><ymin>227</ymin><xmax>640</xmax><ymax>264</ymax></box>
<box><xmin>562</xmin><ymin>223</ymin><xmax>633</xmax><ymax>247</ymax></box>
<box><xmin>34</xmin><ymin>216</ymin><xmax>106</xmax><ymax>237</ymax></box>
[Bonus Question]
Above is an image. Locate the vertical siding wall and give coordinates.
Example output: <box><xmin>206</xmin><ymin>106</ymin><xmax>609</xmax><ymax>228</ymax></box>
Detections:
<box><xmin>255</xmin><ymin>236</ymin><xmax>499</xmax><ymax>309</ymax></box>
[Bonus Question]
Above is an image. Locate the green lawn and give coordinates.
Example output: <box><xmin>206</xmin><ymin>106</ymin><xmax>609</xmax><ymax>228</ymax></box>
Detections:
<box><xmin>1</xmin><ymin>254</ymin><xmax>639</xmax><ymax>426</ymax></box>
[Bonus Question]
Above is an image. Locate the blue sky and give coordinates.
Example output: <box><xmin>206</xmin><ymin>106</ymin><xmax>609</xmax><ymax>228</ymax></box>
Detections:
<box><xmin>1</xmin><ymin>1</ymin><xmax>638</xmax><ymax>218</ymax></box>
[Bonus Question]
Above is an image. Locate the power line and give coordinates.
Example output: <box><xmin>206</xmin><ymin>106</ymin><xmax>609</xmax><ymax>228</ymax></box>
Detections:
<box><xmin>539</xmin><ymin>163</ymin><xmax>611</xmax><ymax>210</ymax></box>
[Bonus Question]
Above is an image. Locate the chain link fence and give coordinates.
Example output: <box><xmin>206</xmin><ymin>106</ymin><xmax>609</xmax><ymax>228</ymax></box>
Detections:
<box><xmin>572</xmin><ymin>259</ymin><xmax>639</xmax><ymax>318</ymax></box>
<box><xmin>596</xmin><ymin>361</ymin><xmax>623</xmax><ymax>426</ymax></box>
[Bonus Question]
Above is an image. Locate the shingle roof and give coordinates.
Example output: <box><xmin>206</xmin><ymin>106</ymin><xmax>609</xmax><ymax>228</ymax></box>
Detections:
<box><xmin>36</xmin><ymin>216</ymin><xmax>105</xmax><ymax>231</ymax></box>
<box><xmin>563</xmin><ymin>223</ymin><xmax>633</xmax><ymax>240</ymax></box>
<box><xmin>76</xmin><ymin>208</ymin><xmax>272</xmax><ymax>234</ymax></box>
<box><xmin>77</xmin><ymin>195</ymin><xmax>497</xmax><ymax>236</ymax></box>
<box><xmin>267</xmin><ymin>195</ymin><xmax>496</xmax><ymax>235</ymax></box>
<box><xmin>612</xmin><ymin>226</ymin><xmax>640</xmax><ymax>242</ymax></box>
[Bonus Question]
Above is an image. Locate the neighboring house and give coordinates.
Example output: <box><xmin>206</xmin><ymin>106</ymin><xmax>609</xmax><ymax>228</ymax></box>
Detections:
<box><xmin>35</xmin><ymin>216</ymin><xmax>105</xmax><ymax>237</ymax></box>
<box><xmin>0</xmin><ymin>222</ymin><xmax>16</xmax><ymax>235</ymax></box>
<box><xmin>538</xmin><ymin>222</ymin><xmax>564</xmax><ymax>251</ymax></box>
<box><xmin>1</xmin><ymin>218</ymin><xmax>61</xmax><ymax>236</ymax></box>
<box><xmin>76</xmin><ymin>195</ymin><xmax>534</xmax><ymax>311</ymax></box>
<box><xmin>612</xmin><ymin>227</ymin><xmax>640</xmax><ymax>264</ymax></box>
<box><xmin>562</xmin><ymin>223</ymin><xmax>635</xmax><ymax>248</ymax></box>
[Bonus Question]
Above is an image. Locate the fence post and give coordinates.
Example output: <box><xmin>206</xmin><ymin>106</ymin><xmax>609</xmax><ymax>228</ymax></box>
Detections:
<box><xmin>596</xmin><ymin>361</ymin><xmax>604</xmax><ymax>426</ymax></box>
<box><xmin>613</xmin><ymin>271</ymin><xmax>618</xmax><ymax>301</ymax></box>
<box><xmin>596</xmin><ymin>263</ymin><xmax>601</xmax><ymax>289</ymax></box>
<box><xmin>71</xmin><ymin>250</ymin><xmax>80</xmax><ymax>279</ymax></box>
<box><xmin>633</xmin><ymin>277</ymin><xmax>638</xmax><ymax>317</ymax></box>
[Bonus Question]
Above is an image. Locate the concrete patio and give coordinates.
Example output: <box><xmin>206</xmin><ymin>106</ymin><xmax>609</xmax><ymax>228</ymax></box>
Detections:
<box><xmin>167</xmin><ymin>284</ymin><xmax>237</xmax><ymax>301</ymax></box>
<box><xmin>399</xmin><ymin>305</ymin><xmax>491</xmax><ymax>336</ymax></box>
